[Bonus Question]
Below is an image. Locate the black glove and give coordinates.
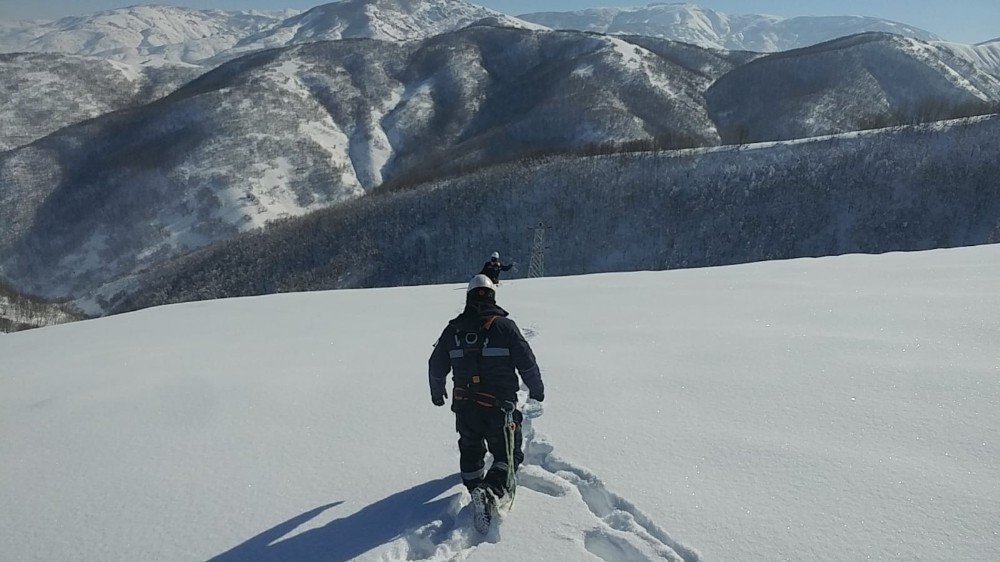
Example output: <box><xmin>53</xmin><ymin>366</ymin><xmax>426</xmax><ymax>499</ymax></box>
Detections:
<box><xmin>529</xmin><ymin>390</ymin><xmax>544</xmax><ymax>402</ymax></box>
<box><xmin>432</xmin><ymin>391</ymin><xmax>447</xmax><ymax>407</ymax></box>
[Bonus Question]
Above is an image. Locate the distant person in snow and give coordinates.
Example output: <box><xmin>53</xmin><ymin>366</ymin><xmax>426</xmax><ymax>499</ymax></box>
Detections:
<box><xmin>480</xmin><ymin>252</ymin><xmax>513</xmax><ymax>285</ymax></box>
<box><xmin>428</xmin><ymin>274</ymin><xmax>544</xmax><ymax>505</ymax></box>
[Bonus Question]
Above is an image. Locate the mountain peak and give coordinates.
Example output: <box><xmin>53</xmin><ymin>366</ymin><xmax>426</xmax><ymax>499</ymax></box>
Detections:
<box><xmin>0</xmin><ymin>5</ymin><xmax>292</xmax><ymax>65</ymax></box>
<box><xmin>233</xmin><ymin>0</ymin><xmax>541</xmax><ymax>49</ymax></box>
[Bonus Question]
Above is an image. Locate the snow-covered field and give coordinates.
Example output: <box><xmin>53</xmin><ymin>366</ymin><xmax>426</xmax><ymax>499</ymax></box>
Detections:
<box><xmin>2</xmin><ymin>245</ymin><xmax>999</xmax><ymax>561</ymax></box>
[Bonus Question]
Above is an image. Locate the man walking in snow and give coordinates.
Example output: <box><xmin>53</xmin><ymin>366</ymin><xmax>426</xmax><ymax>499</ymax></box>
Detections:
<box><xmin>428</xmin><ymin>274</ymin><xmax>544</xmax><ymax>505</ymax></box>
<box><xmin>480</xmin><ymin>252</ymin><xmax>513</xmax><ymax>285</ymax></box>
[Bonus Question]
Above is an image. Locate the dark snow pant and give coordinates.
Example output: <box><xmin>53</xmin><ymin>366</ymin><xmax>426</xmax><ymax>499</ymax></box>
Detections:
<box><xmin>455</xmin><ymin>405</ymin><xmax>524</xmax><ymax>496</ymax></box>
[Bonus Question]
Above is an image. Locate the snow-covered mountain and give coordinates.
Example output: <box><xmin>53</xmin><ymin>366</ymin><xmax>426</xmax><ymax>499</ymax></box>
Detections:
<box><xmin>0</xmin><ymin>27</ymin><xmax>741</xmax><ymax>309</ymax></box>
<box><xmin>935</xmin><ymin>37</ymin><xmax>1000</xmax><ymax>78</ymax></box>
<box><xmin>0</xmin><ymin>1</ymin><xmax>542</xmax><ymax>66</ymax></box>
<box><xmin>111</xmin><ymin>115</ymin><xmax>1000</xmax><ymax>315</ymax></box>
<box><xmin>3</xmin><ymin>3</ymin><xmax>999</xmax><ymax>316</ymax></box>
<box><xmin>0</xmin><ymin>52</ymin><xmax>202</xmax><ymax>151</ymax></box>
<box><xmin>519</xmin><ymin>3</ymin><xmax>939</xmax><ymax>51</ymax></box>
<box><xmin>705</xmin><ymin>33</ymin><xmax>1000</xmax><ymax>143</ymax></box>
<box><xmin>4</xmin><ymin>244</ymin><xmax>1000</xmax><ymax>560</ymax></box>
<box><xmin>228</xmin><ymin>0</ymin><xmax>545</xmax><ymax>55</ymax></box>
<box><xmin>0</xmin><ymin>5</ymin><xmax>296</xmax><ymax>66</ymax></box>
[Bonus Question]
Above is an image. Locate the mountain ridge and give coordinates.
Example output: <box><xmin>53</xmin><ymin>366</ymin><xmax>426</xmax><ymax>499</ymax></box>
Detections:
<box><xmin>0</xmin><ymin>52</ymin><xmax>203</xmax><ymax>151</ymax></box>
<box><xmin>4</xmin><ymin>28</ymin><xmax>1000</xmax><ymax>313</ymax></box>
<box><xmin>108</xmin><ymin>115</ymin><xmax>1000</xmax><ymax>314</ymax></box>
<box><xmin>0</xmin><ymin>4</ymin><xmax>297</xmax><ymax>66</ymax></box>
<box><xmin>518</xmin><ymin>3</ymin><xmax>939</xmax><ymax>51</ymax></box>
<box><xmin>232</xmin><ymin>0</ymin><xmax>542</xmax><ymax>51</ymax></box>
<box><xmin>0</xmin><ymin>27</ymin><xmax>739</xmax><ymax>309</ymax></box>
<box><xmin>0</xmin><ymin>1</ymin><xmax>545</xmax><ymax>66</ymax></box>
<box><xmin>2</xmin><ymin>2</ymin><xmax>999</xmax><ymax>316</ymax></box>
<box><xmin>706</xmin><ymin>33</ymin><xmax>1000</xmax><ymax>143</ymax></box>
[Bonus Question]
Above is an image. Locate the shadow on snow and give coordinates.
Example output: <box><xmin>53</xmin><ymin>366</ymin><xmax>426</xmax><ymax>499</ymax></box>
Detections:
<box><xmin>211</xmin><ymin>474</ymin><xmax>460</xmax><ymax>561</ymax></box>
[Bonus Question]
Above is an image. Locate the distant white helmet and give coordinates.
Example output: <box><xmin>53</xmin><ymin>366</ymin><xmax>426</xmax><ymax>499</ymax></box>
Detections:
<box><xmin>491</xmin><ymin>251</ymin><xmax>500</xmax><ymax>260</ymax></box>
<box><xmin>467</xmin><ymin>274</ymin><xmax>496</xmax><ymax>293</ymax></box>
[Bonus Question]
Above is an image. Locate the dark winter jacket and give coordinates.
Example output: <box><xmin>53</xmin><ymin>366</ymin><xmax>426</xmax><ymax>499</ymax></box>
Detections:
<box><xmin>480</xmin><ymin>260</ymin><xmax>512</xmax><ymax>283</ymax></box>
<box><xmin>428</xmin><ymin>301</ymin><xmax>543</xmax><ymax>408</ymax></box>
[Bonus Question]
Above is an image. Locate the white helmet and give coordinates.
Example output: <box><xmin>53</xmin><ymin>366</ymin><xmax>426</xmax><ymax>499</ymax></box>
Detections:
<box><xmin>467</xmin><ymin>274</ymin><xmax>496</xmax><ymax>293</ymax></box>
<box><xmin>491</xmin><ymin>251</ymin><xmax>500</xmax><ymax>260</ymax></box>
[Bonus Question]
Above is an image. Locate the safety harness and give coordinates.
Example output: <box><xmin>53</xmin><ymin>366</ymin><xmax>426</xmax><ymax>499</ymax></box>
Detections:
<box><xmin>452</xmin><ymin>315</ymin><xmax>501</xmax><ymax>408</ymax></box>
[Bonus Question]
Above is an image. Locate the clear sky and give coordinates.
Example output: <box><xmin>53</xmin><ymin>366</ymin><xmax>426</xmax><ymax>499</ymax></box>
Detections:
<box><xmin>0</xmin><ymin>0</ymin><xmax>997</xmax><ymax>44</ymax></box>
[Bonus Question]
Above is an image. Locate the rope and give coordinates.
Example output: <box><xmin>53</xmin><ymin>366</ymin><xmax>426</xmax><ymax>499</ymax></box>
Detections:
<box><xmin>503</xmin><ymin>403</ymin><xmax>517</xmax><ymax>509</ymax></box>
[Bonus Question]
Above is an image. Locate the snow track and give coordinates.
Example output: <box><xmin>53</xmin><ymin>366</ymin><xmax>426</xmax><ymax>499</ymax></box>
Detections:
<box><xmin>194</xmin><ymin>320</ymin><xmax>702</xmax><ymax>561</ymax></box>
<box><xmin>517</xmin><ymin>401</ymin><xmax>699</xmax><ymax>562</ymax></box>
<box><xmin>377</xmin><ymin>398</ymin><xmax>698</xmax><ymax>561</ymax></box>
<box><xmin>380</xmin><ymin>327</ymin><xmax>699</xmax><ymax>561</ymax></box>
<box><xmin>517</xmin><ymin>326</ymin><xmax>697</xmax><ymax>561</ymax></box>
<box><xmin>385</xmin><ymin>487</ymin><xmax>500</xmax><ymax>561</ymax></box>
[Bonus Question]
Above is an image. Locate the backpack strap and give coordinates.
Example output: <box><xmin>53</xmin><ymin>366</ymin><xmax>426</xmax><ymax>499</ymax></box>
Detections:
<box><xmin>482</xmin><ymin>315</ymin><xmax>499</xmax><ymax>331</ymax></box>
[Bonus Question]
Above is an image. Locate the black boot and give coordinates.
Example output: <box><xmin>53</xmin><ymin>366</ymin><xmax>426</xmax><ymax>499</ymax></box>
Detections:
<box><xmin>470</xmin><ymin>484</ymin><xmax>496</xmax><ymax>533</ymax></box>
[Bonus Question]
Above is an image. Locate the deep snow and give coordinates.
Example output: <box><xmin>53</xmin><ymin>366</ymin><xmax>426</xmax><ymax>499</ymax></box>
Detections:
<box><xmin>2</xmin><ymin>245</ymin><xmax>999</xmax><ymax>560</ymax></box>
